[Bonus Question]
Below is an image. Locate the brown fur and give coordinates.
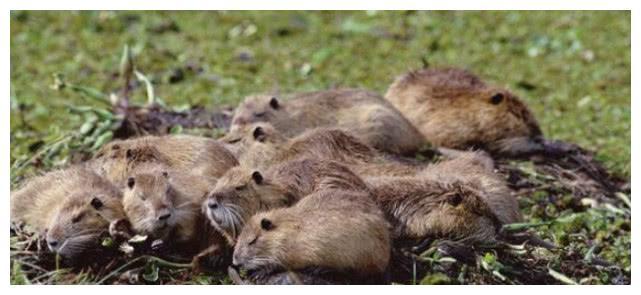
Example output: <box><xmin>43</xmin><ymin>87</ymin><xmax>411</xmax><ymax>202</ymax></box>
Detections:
<box><xmin>91</xmin><ymin>134</ymin><xmax>238</xmax><ymax>187</ymax></box>
<box><xmin>122</xmin><ymin>162</ymin><xmax>221</xmax><ymax>253</ymax></box>
<box><xmin>367</xmin><ymin>151</ymin><xmax>522</xmax><ymax>243</ymax></box>
<box><xmin>229</xmin><ymin>89</ymin><xmax>425</xmax><ymax>155</ymax></box>
<box><xmin>233</xmin><ymin>188</ymin><xmax>391</xmax><ymax>277</ymax></box>
<box><xmin>385</xmin><ymin>67</ymin><xmax>544</xmax><ymax>156</ymax></box>
<box><xmin>204</xmin><ymin>158</ymin><xmax>368</xmax><ymax>244</ymax></box>
<box><xmin>10</xmin><ymin>165</ymin><xmax>126</xmax><ymax>259</ymax></box>
<box><xmin>231</xmin><ymin>123</ymin><xmax>422</xmax><ymax>175</ymax></box>
<box><xmin>419</xmin><ymin>151</ymin><xmax>522</xmax><ymax>225</ymax></box>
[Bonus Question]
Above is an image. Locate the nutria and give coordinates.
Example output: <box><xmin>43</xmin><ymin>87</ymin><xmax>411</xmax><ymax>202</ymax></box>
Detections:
<box><xmin>232</xmin><ymin>188</ymin><xmax>391</xmax><ymax>284</ymax></box>
<box><xmin>228</xmin><ymin>89</ymin><xmax>425</xmax><ymax>155</ymax></box>
<box><xmin>366</xmin><ymin>151</ymin><xmax>522</xmax><ymax>243</ymax></box>
<box><xmin>91</xmin><ymin>134</ymin><xmax>238</xmax><ymax>187</ymax></box>
<box><xmin>228</xmin><ymin>123</ymin><xmax>422</xmax><ymax>175</ymax></box>
<box><xmin>204</xmin><ymin>158</ymin><xmax>368</xmax><ymax>244</ymax></box>
<box><xmin>122</xmin><ymin>162</ymin><xmax>223</xmax><ymax>256</ymax></box>
<box><xmin>385</xmin><ymin>67</ymin><xmax>544</xmax><ymax>157</ymax></box>
<box><xmin>211</xmin><ymin>149</ymin><xmax>519</xmax><ymax>245</ymax></box>
<box><xmin>10</xmin><ymin>165</ymin><xmax>126</xmax><ymax>260</ymax></box>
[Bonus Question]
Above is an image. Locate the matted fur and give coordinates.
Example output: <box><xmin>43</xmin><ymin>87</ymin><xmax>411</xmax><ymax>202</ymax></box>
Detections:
<box><xmin>233</xmin><ymin>188</ymin><xmax>391</xmax><ymax>277</ymax></box>
<box><xmin>229</xmin><ymin>89</ymin><xmax>425</xmax><ymax>155</ymax></box>
<box><xmin>91</xmin><ymin>134</ymin><xmax>238</xmax><ymax>187</ymax></box>
<box><xmin>10</xmin><ymin>164</ymin><xmax>125</xmax><ymax>259</ymax></box>
<box><xmin>385</xmin><ymin>67</ymin><xmax>543</xmax><ymax>156</ymax></box>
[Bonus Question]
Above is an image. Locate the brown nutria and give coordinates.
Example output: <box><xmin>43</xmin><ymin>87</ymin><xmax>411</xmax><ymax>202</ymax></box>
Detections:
<box><xmin>122</xmin><ymin>162</ymin><xmax>223</xmax><ymax>255</ymax></box>
<box><xmin>229</xmin><ymin>89</ymin><xmax>425</xmax><ymax>155</ymax></box>
<box><xmin>419</xmin><ymin>150</ymin><xmax>522</xmax><ymax>226</ymax></box>
<box><xmin>228</xmin><ymin>123</ymin><xmax>422</xmax><ymax>175</ymax></box>
<box><xmin>205</xmin><ymin>158</ymin><xmax>368</xmax><ymax>244</ymax></box>
<box><xmin>10</xmin><ymin>165</ymin><xmax>126</xmax><ymax>260</ymax></box>
<box><xmin>366</xmin><ymin>151</ymin><xmax>522</xmax><ymax>243</ymax></box>
<box><xmin>232</xmin><ymin>188</ymin><xmax>391</xmax><ymax>283</ymax></box>
<box><xmin>91</xmin><ymin>134</ymin><xmax>238</xmax><ymax>187</ymax></box>
<box><xmin>385</xmin><ymin>67</ymin><xmax>544</xmax><ymax>157</ymax></box>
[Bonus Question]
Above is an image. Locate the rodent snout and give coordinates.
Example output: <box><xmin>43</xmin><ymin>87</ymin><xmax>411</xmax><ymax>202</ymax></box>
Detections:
<box><xmin>157</xmin><ymin>212</ymin><xmax>171</xmax><ymax>221</ymax></box>
<box><xmin>207</xmin><ymin>199</ymin><xmax>219</xmax><ymax>210</ymax></box>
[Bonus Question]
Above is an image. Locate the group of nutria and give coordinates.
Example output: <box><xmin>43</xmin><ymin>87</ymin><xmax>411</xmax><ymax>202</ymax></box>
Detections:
<box><xmin>12</xmin><ymin>67</ymin><xmax>558</xmax><ymax>284</ymax></box>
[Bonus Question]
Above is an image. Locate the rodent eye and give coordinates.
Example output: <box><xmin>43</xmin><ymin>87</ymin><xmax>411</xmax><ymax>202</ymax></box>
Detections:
<box><xmin>448</xmin><ymin>194</ymin><xmax>463</xmax><ymax>207</ymax></box>
<box><xmin>490</xmin><ymin>93</ymin><xmax>504</xmax><ymax>105</ymax></box>
<box><xmin>71</xmin><ymin>213</ymin><xmax>85</xmax><ymax>223</ymax></box>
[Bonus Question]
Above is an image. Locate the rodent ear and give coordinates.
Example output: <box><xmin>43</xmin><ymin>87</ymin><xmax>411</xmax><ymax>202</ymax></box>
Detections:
<box><xmin>260</xmin><ymin>218</ymin><xmax>274</xmax><ymax>231</ymax></box>
<box><xmin>490</xmin><ymin>93</ymin><xmax>504</xmax><ymax>105</ymax></box>
<box><xmin>127</xmin><ymin>177</ymin><xmax>136</xmax><ymax>189</ymax></box>
<box><xmin>251</xmin><ymin>171</ymin><xmax>263</xmax><ymax>185</ymax></box>
<box><xmin>90</xmin><ymin>197</ymin><xmax>104</xmax><ymax>210</ymax></box>
<box><xmin>269</xmin><ymin>96</ymin><xmax>280</xmax><ymax>110</ymax></box>
<box><xmin>253</xmin><ymin>126</ymin><xmax>267</xmax><ymax>142</ymax></box>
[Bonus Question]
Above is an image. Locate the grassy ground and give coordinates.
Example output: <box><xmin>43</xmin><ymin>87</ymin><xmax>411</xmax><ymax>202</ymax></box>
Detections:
<box><xmin>10</xmin><ymin>11</ymin><xmax>630</xmax><ymax>284</ymax></box>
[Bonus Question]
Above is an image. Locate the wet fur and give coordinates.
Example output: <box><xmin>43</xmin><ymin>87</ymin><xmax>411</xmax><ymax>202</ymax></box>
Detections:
<box><xmin>10</xmin><ymin>164</ymin><xmax>126</xmax><ymax>260</ymax></box>
<box><xmin>92</xmin><ymin>134</ymin><xmax>238</xmax><ymax>187</ymax></box>
<box><xmin>205</xmin><ymin>158</ymin><xmax>367</xmax><ymax>243</ymax></box>
<box><xmin>230</xmin><ymin>89</ymin><xmax>425</xmax><ymax>155</ymax></box>
<box><xmin>233</xmin><ymin>189</ymin><xmax>391</xmax><ymax>280</ymax></box>
<box><xmin>385</xmin><ymin>67</ymin><xmax>543</xmax><ymax>156</ymax></box>
<box><xmin>123</xmin><ymin>163</ymin><xmax>223</xmax><ymax>254</ymax></box>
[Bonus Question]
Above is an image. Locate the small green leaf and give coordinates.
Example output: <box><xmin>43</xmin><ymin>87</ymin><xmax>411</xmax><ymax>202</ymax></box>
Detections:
<box><xmin>420</xmin><ymin>272</ymin><xmax>451</xmax><ymax>285</ymax></box>
<box><xmin>142</xmin><ymin>262</ymin><xmax>159</xmax><ymax>282</ymax></box>
<box><xmin>101</xmin><ymin>237</ymin><xmax>114</xmax><ymax>248</ymax></box>
<box><xmin>170</xmin><ymin>124</ymin><xmax>183</xmax><ymax>134</ymax></box>
<box><xmin>91</xmin><ymin>131</ymin><xmax>113</xmax><ymax>150</ymax></box>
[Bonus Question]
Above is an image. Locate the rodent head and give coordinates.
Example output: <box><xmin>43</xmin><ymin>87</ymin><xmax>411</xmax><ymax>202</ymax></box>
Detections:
<box><xmin>123</xmin><ymin>169</ymin><xmax>183</xmax><ymax>240</ymax></box>
<box><xmin>93</xmin><ymin>141</ymin><xmax>165</xmax><ymax>186</ymax></box>
<box><xmin>221</xmin><ymin>123</ymin><xmax>288</xmax><ymax>161</ymax></box>
<box><xmin>45</xmin><ymin>190</ymin><xmax>125</xmax><ymax>260</ymax></box>
<box><xmin>232</xmin><ymin>211</ymin><xmax>291</xmax><ymax>271</ymax></box>
<box><xmin>418</xmin><ymin>181</ymin><xmax>501</xmax><ymax>244</ymax></box>
<box><xmin>230</xmin><ymin>95</ymin><xmax>283</xmax><ymax>129</ymax></box>
<box><xmin>204</xmin><ymin>166</ymin><xmax>292</xmax><ymax>242</ymax></box>
<box><xmin>464</xmin><ymin>88</ymin><xmax>543</xmax><ymax>152</ymax></box>
<box><xmin>223</xmin><ymin>122</ymin><xmax>286</xmax><ymax>145</ymax></box>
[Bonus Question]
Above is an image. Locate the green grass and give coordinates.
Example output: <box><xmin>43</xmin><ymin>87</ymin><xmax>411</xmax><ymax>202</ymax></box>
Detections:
<box><xmin>9</xmin><ymin>11</ymin><xmax>631</xmax><ymax>285</ymax></box>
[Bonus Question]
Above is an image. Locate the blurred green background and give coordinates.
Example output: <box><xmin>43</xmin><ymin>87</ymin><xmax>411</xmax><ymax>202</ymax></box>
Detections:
<box><xmin>10</xmin><ymin>11</ymin><xmax>630</xmax><ymax>176</ymax></box>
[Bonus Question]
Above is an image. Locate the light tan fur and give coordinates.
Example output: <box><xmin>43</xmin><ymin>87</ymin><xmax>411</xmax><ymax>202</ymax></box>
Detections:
<box><xmin>10</xmin><ymin>165</ymin><xmax>126</xmax><ymax>259</ymax></box>
<box><xmin>385</xmin><ymin>67</ymin><xmax>543</xmax><ymax>156</ymax></box>
<box><xmin>233</xmin><ymin>188</ymin><xmax>391</xmax><ymax>277</ymax></box>
<box><xmin>367</xmin><ymin>151</ymin><xmax>522</xmax><ymax>243</ymax></box>
<box><xmin>229</xmin><ymin>123</ymin><xmax>422</xmax><ymax>175</ymax></box>
<box><xmin>122</xmin><ymin>162</ymin><xmax>217</xmax><ymax>251</ymax></box>
<box><xmin>91</xmin><ymin>134</ymin><xmax>238</xmax><ymax>187</ymax></box>
<box><xmin>205</xmin><ymin>158</ymin><xmax>368</xmax><ymax>244</ymax></box>
<box><xmin>229</xmin><ymin>89</ymin><xmax>425</xmax><ymax>155</ymax></box>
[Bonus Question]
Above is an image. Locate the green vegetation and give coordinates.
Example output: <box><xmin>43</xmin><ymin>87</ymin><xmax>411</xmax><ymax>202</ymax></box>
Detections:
<box><xmin>10</xmin><ymin>11</ymin><xmax>630</xmax><ymax>284</ymax></box>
